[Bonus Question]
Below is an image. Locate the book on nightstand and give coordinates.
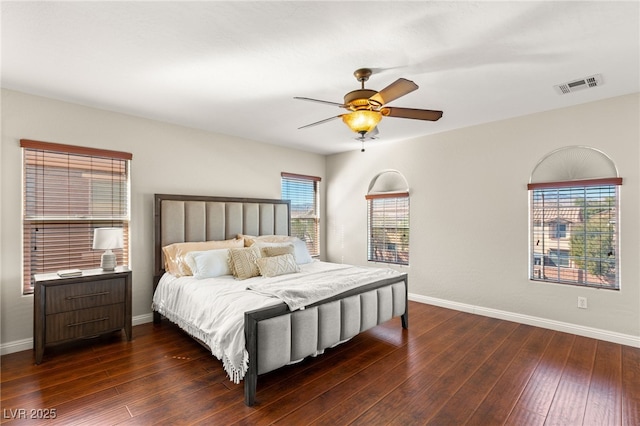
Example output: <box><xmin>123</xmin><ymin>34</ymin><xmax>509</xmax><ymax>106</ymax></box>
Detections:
<box><xmin>56</xmin><ymin>269</ymin><xmax>82</xmax><ymax>278</ymax></box>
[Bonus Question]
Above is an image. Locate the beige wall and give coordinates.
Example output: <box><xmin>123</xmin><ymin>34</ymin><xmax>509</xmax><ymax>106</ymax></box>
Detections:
<box><xmin>326</xmin><ymin>93</ymin><xmax>639</xmax><ymax>344</ymax></box>
<box><xmin>0</xmin><ymin>89</ymin><xmax>326</xmax><ymax>348</ymax></box>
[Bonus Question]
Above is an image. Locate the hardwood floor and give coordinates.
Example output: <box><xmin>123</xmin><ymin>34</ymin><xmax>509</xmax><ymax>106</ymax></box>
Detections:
<box><xmin>1</xmin><ymin>301</ymin><xmax>639</xmax><ymax>425</ymax></box>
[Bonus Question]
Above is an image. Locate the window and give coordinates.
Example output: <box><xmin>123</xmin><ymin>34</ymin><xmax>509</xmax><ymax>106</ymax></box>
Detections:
<box><xmin>367</xmin><ymin>193</ymin><xmax>409</xmax><ymax>265</ymax></box>
<box><xmin>551</xmin><ymin>223</ymin><xmax>567</xmax><ymax>239</ymax></box>
<box><xmin>281</xmin><ymin>172</ymin><xmax>320</xmax><ymax>257</ymax></box>
<box><xmin>549</xmin><ymin>249</ymin><xmax>570</xmax><ymax>267</ymax></box>
<box><xmin>21</xmin><ymin>140</ymin><xmax>131</xmax><ymax>294</ymax></box>
<box><xmin>529</xmin><ymin>180</ymin><xmax>621</xmax><ymax>289</ymax></box>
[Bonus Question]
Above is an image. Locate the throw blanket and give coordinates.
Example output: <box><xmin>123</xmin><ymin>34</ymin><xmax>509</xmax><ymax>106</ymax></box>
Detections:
<box><xmin>152</xmin><ymin>261</ymin><xmax>403</xmax><ymax>384</ymax></box>
<box><xmin>152</xmin><ymin>272</ymin><xmax>280</xmax><ymax>384</ymax></box>
<box><xmin>246</xmin><ymin>264</ymin><xmax>403</xmax><ymax>311</ymax></box>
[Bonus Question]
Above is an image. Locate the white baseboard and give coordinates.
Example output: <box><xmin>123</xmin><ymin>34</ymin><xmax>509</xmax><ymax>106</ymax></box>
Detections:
<box><xmin>0</xmin><ymin>338</ymin><xmax>33</xmax><ymax>356</ymax></box>
<box><xmin>133</xmin><ymin>313</ymin><xmax>154</xmax><ymax>326</ymax></box>
<box><xmin>409</xmin><ymin>293</ymin><xmax>640</xmax><ymax>348</ymax></box>
<box><xmin>0</xmin><ymin>313</ymin><xmax>155</xmax><ymax>356</ymax></box>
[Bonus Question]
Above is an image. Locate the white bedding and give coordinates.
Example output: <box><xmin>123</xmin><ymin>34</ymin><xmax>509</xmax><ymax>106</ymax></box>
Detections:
<box><xmin>152</xmin><ymin>261</ymin><xmax>403</xmax><ymax>383</ymax></box>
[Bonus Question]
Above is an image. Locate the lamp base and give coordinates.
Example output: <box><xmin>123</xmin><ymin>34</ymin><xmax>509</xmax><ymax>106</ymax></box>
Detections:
<box><xmin>100</xmin><ymin>250</ymin><xmax>117</xmax><ymax>271</ymax></box>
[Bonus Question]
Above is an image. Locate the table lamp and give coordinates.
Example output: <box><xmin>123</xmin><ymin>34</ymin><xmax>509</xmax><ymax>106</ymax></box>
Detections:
<box><xmin>92</xmin><ymin>228</ymin><xmax>124</xmax><ymax>271</ymax></box>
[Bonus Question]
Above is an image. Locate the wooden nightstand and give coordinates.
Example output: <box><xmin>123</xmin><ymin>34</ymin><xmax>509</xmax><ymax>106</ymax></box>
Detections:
<box><xmin>33</xmin><ymin>267</ymin><xmax>132</xmax><ymax>364</ymax></box>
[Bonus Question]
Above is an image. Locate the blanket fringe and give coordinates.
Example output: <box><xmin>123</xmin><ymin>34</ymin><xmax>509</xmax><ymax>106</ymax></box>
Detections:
<box><xmin>153</xmin><ymin>304</ymin><xmax>248</xmax><ymax>384</ymax></box>
<box><xmin>223</xmin><ymin>350</ymin><xmax>249</xmax><ymax>384</ymax></box>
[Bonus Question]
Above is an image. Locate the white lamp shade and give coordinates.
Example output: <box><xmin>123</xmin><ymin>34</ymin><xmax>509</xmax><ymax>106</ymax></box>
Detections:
<box><xmin>92</xmin><ymin>228</ymin><xmax>124</xmax><ymax>250</ymax></box>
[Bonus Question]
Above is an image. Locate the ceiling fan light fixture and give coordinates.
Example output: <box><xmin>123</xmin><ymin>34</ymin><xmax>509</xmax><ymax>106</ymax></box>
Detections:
<box><xmin>342</xmin><ymin>110</ymin><xmax>382</xmax><ymax>134</ymax></box>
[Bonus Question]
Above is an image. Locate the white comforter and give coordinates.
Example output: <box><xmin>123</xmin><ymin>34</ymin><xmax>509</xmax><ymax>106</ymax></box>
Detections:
<box><xmin>152</xmin><ymin>261</ymin><xmax>403</xmax><ymax>383</ymax></box>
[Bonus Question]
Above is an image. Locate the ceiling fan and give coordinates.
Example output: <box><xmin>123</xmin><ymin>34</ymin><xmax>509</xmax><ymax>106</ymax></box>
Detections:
<box><xmin>295</xmin><ymin>68</ymin><xmax>443</xmax><ymax>138</ymax></box>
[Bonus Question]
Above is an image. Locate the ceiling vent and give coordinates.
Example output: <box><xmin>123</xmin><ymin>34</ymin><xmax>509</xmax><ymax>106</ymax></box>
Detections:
<box><xmin>554</xmin><ymin>74</ymin><xmax>603</xmax><ymax>95</ymax></box>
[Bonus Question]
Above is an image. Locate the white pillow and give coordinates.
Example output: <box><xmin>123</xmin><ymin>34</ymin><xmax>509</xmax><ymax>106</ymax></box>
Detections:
<box><xmin>185</xmin><ymin>249</ymin><xmax>232</xmax><ymax>279</ymax></box>
<box><xmin>290</xmin><ymin>238</ymin><xmax>313</xmax><ymax>264</ymax></box>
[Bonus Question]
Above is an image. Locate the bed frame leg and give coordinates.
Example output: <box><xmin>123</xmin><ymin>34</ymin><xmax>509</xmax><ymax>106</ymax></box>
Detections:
<box><xmin>153</xmin><ymin>312</ymin><xmax>162</xmax><ymax>324</ymax></box>
<box><xmin>245</xmin><ymin>371</ymin><xmax>257</xmax><ymax>406</ymax></box>
<box><xmin>401</xmin><ymin>311</ymin><xmax>409</xmax><ymax>329</ymax></box>
<box><xmin>244</xmin><ymin>311</ymin><xmax>258</xmax><ymax>406</ymax></box>
<box><xmin>401</xmin><ymin>276</ymin><xmax>409</xmax><ymax>329</ymax></box>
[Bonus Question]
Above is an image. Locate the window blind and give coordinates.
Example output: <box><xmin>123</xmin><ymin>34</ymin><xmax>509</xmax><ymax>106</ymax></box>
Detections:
<box><xmin>366</xmin><ymin>192</ymin><xmax>409</xmax><ymax>265</ymax></box>
<box><xmin>530</xmin><ymin>182</ymin><xmax>620</xmax><ymax>289</ymax></box>
<box><xmin>281</xmin><ymin>172</ymin><xmax>320</xmax><ymax>256</ymax></box>
<box><xmin>21</xmin><ymin>140</ymin><xmax>131</xmax><ymax>294</ymax></box>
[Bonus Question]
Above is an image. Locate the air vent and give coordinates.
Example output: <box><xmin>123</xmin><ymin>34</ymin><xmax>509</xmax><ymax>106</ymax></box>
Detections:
<box><xmin>554</xmin><ymin>74</ymin><xmax>603</xmax><ymax>95</ymax></box>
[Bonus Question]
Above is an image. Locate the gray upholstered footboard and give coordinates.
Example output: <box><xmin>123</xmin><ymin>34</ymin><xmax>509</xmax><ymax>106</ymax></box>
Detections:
<box><xmin>243</xmin><ymin>273</ymin><xmax>408</xmax><ymax>406</ymax></box>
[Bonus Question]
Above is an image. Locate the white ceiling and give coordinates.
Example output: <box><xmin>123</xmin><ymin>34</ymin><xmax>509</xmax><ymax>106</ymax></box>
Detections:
<box><xmin>2</xmin><ymin>1</ymin><xmax>639</xmax><ymax>155</ymax></box>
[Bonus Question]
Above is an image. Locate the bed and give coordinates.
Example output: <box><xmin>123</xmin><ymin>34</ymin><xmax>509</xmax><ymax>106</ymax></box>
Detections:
<box><xmin>152</xmin><ymin>193</ymin><xmax>408</xmax><ymax>406</ymax></box>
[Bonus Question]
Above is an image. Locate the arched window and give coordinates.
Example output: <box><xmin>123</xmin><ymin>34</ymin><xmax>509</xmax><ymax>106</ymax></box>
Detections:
<box><xmin>366</xmin><ymin>170</ymin><xmax>410</xmax><ymax>265</ymax></box>
<box><xmin>528</xmin><ymin>146</ymin><xmax>622</xmax><ymax>289</ymax></box>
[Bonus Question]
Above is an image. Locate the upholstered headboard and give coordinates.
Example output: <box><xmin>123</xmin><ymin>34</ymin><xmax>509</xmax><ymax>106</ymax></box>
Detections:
<box><xmin>154</xmin><ymin>194</ymin><xmax>291</xmax><ymax>277</ymax></box>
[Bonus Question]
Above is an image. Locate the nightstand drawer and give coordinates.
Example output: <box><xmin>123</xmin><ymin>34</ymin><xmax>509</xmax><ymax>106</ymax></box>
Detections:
<box><xmin>45</xmin><ymin>278</ymin><xmax>125</xmax><ymax>314</ymax></box>
<box><xmin>46</xmin><ymin>304</ymin><xmax>125</xmax><ymax>344</ymax></box>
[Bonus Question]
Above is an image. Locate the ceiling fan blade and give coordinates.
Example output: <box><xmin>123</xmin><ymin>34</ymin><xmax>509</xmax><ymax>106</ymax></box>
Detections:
<box><xmin>298</xmin><ymin>115</ymin><xmax>343</xmax><ymax>129</ymax></box>
<box><xmin>294</xmin><ymin>97</ymin><xmax>345</xmax><ymax>108</ymax></box>
<box><xmin>369</xmin><ymin>78</ymin><xmax>418</xmax><ymax>106</ymax></box>
<box><xmin>382</xmin><ymin>107</ymin><xmax>443</xmax><ymax>121</ymax></box>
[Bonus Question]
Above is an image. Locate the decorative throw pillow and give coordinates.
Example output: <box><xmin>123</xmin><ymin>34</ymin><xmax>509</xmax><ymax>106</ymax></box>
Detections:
<box><xmin>255</xmin><ymin>254</ymin><xmax>300</xmax><ymax>278</ymax></box>
<box><xmin>240</xmin><ymin>234</ymin><xmax>291</xmax><ymax>247</ymax></box>
<box><xmin>185</xmin><ymin>249</ymin><xmax>231</xmax><ymax>279</ymax></box>
<box><xmin>228</xmin><ymin>246</ymin><xmax>262</xmax><ymax>280</ymax></box>
<box><xmin>239</xmin><ymin>234</ymin><xmax>313</xmax><ymax>265</ymax></box>
<box><xmin>162</xmin><ymin>238</ymin><xmax>244</xmax><ymax>276</ymax></box>
<box><xmin>259</xmin><ymin>243</ymin><xmax>295</xmax><ymax>258</ymax></box>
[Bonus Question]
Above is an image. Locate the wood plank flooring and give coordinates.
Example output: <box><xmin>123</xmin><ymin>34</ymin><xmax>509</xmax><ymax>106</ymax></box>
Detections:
<box><xmin>1</xmin><ymin>301</ymin><xmax>639</xmax><ymax>425</ymax></box>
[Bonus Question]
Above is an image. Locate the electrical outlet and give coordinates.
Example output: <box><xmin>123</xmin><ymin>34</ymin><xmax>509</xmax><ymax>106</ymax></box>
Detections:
<box><xmin>577</xmin><ymin>296</ymin><xmax>588</xmax><ymax>309</ymax></box>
